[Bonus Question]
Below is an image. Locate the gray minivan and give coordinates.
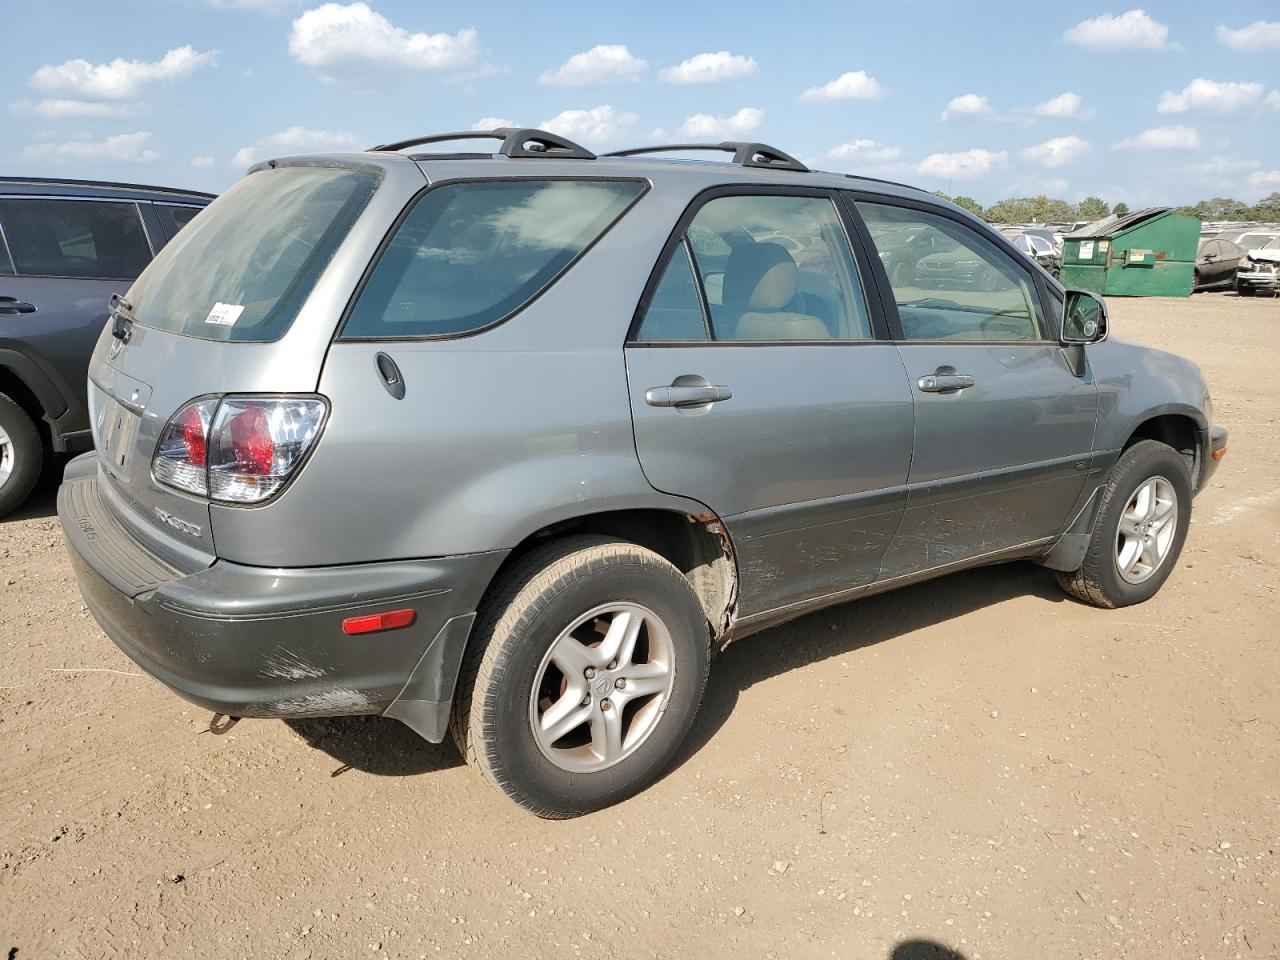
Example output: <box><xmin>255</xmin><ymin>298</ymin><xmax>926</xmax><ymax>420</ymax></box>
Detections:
<box><xmin>58</xmin><ymin>130</ymin><xmax>1226</xmax><ymax>817</ymax></box>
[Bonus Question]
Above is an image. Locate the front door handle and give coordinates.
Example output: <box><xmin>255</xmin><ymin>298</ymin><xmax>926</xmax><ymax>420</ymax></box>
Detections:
<box><xmin>918</xmin><ymin>373</ymin><xmax>975</xmax><ymax>393</ymax></box>
<box><xmin>645</xmin><ymin>381</ymin><xmax>733</xmax><ymax>408</ymax></box>
<box><xmin>0</xmin><ymin>297</ymin><xmax>36</xmax><ymax>315</ymax></box>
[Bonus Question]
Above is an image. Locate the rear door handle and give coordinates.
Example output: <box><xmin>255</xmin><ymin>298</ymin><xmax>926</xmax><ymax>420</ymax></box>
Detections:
<box><xmin>0</xmin><ymin>297</ymin><xmax>36</xmax><ymax>315</ymax></box>
<box><xmin>645</xmin><ymin>383</ymin><xmax>733</xmax><ymax>408</ymax></box>
<box><xmin>918</xmin><ymin>374</ymin><xmax>975</xmax><ymax>393</ymax></box>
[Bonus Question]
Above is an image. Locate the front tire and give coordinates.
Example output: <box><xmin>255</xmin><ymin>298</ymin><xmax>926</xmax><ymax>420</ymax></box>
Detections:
<box><xmin>0</xmin><ymin>393</ymin><xmax>44</xmax><ymax>519</ymax></box>
<box><xmin>1057</xmin><ymin>440</ymin><xmax>1192</xmax><ymax>608</ymax></box>
<box><xmin>451</xmin><ymin>536</ymin><xmax>710</xmax><ymax>818</ymax></box>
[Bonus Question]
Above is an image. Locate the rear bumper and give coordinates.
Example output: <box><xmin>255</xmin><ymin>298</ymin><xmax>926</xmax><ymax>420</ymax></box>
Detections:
<box><xmin>58</xmin><ymin>456</ymin><xmax>505</xmax><ymax>741</ymax></box>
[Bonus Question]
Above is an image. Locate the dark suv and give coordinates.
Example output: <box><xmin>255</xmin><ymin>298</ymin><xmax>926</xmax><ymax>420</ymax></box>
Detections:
<box><xmin>57</xmin><ymin>131</ymin><xmax>1225</xmax><ymax>817</ymax></box>
<box><xmin>0</xmin><ymin>177</ymin><xmax>213</xmax><ymax>516</ymax></box>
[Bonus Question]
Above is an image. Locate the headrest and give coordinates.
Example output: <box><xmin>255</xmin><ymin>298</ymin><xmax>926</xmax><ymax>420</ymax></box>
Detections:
<box><xmin>723</xmin><ymin>242</ymin><xmax>798</xmax><ymax>312</ymax></box>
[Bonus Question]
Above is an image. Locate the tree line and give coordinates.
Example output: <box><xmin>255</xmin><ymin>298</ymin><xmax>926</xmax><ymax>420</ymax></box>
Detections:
<box><xmin>932</xmin><ymin>191</ymin><xmax>1280</xmax><ymax>225</ymax></box>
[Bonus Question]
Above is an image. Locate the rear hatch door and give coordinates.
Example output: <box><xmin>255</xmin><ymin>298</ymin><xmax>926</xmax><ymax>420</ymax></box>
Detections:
<box><xmin>87</xmin><ymin>158</ymin><xmax>415</xmax><ymax>563</ymax></box>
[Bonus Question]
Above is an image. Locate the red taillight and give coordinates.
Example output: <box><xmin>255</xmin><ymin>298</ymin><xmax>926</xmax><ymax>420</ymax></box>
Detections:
<box><xmin>178</xmin><ymin>406</ymin><xmax>207</xmax><ymax>466</ymax></box>
<box><xmin>153</xmin><ymin>395</ymin><xmax>328</xmax><ymax>504</ymax></box>
<box><xmin>227</xmin><ymin>405</ymin><xmax>274</xmax><ymax>476</ymax></box>
<box><xmin>153</xmin><ymin>398</ymin><xmax>218</xmax><ymax>497</ymax></box>
<box><xmin>342</xmin><ymin>609</ymin><xmax>416</xmax><ymax>635</ymax></box>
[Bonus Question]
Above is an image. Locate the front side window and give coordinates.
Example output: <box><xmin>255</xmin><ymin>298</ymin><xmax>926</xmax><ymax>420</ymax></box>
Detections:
<box><xmin>634</xmin><ymin>192</ymin><xmax>872</xmax><ymax>342</ymax></box>
<box><xmin>0</xmin><ymin>198</ymin><xmax>151</xmax><ymax>280</ymax></box>
<box><xmin>857</xmin><ymin>201</ymin><xmax>1047</xmax><ymax>342</ymax></box>
<box><xmin>343</xmin><ymin>179</ymin><xmax>644</xmax><ymax>339</ymax></box>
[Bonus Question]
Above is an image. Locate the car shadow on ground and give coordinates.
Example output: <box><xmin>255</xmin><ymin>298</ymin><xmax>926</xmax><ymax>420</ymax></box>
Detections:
<box><xmin>291</xmin><ymin>560</ymin><xmax>1066</xmax><ymax>780</ymax></box>
<box><xmin>2</xmin><ymin>465</ymin><xmax>61</xmax><ymax>523</ymax></box>
<box><xmin>673</xmin><ymin>560</ymin><xmax>1068</xmax><ymax>773</ymax></box>
<box><xmin>285</xmin><ymin>714</ymin><xmax>465</xmax><ymax>777</ymax></box>
<box><xmin>890</xmin><ymin>941</ymin><xmax>969</xmax><ymax>960</ymax></box>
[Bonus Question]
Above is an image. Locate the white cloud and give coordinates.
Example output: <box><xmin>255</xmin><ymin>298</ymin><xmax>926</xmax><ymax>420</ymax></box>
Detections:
<box><xmin>941</xmin><ymin>93</ymin><xmax>991</xmax><ymax>121</ymax></box>
<box><xmin>1157</xmin><ymin>78</ymin><xmax>1263</xmax><ymax>114</ymax></box>
<box><xmin>1185</xmin><ymin>155</ymin><xmax>1260</xmax><ymax>177</ymax></box>
<box><xmin>1249</xmin><ymin>170</ymin><xmax>1280</xmax><ymax>190</ymax></box>
<box><xmin>658</xmin><ymin>51</ymin><xmax>757</xmax><ymax>84</ymax></box>
<box><xmin>678</xmin><ymin>107</ymin><xmax>763</xmax><ymax>139</ymax></box>
<box><xmin>1112</xmin><ymin>125</ymin><xmax>1200</xmax><ymax>150</ymax></box>
<box><xmin>9</xmin><ymin>98</ymin><xmax>136</xmax><ymax>118</ymax></box>
<box><xmin>1268</xmin><ymin>91</ymin><xmax>1280</xmax><ymax>109</ymax></box>
<box><xmin>538</xmin><ymin>45</ymin><xmax>647</xmax><ymax>86</ymax></box>
<box><xmin>289</xmin><ymin>2</ymin><xmax>478</xmax><ymax>80</ymax></box>
<box><xmin>538</xmin><ymin>105</ymin><xmax>638</xmax><ymax>143</ymax></box>
<box><xmin>1216</xmin><ymin>21</ymin><xmax>1280</xmax><ymax>51</ymax></box>
<box><xmin>823</xmin><ymin>140</ymin><xmax>904</xmax><ymax>164</ymax></box>
<box><xmin>472</xmin><ymin>116</ymin><xmax>517</xmax><ymax>130</ymax></box>
<box><xmin>191</xmin><ymin>154</ymin><xmax>216</xmax><ymax>168</ymax></box>
<box><xmin>1064</xmin><ymin>9</ymin><xmax>1172</xmax><ymax>50</ymax></box>
<box><xmin>1021</xmin><ymin>135</ymin><xmax>1091</xmax><ymax>168</ymax></box>
<box><xmin>916</xmin><ymin>148</ymin><xmax>1007</xmax><ymax>180</ymax></box>
<box><xmin>797</xmin><ymin>70</ymin><xmax>884</xmax><ymax>103</ymax></box>
<box><xmin>30</xmin><ymin>46</ymin><xmax>216</xmax><ymax>100</ymax></box>
<box><xmin>1030</xmin><ymin>91</ymin><xmax>1094</xmax><ymax>120</ymax></box>
<box><xmin>23</xmin><ymin>131</ymin><xmax>159</xmax><ymax>164</ymax></box>
<box><xmin>231</xmin><ymin>125</ymin><xmax>361</xmax><ymax>167</ymax></box>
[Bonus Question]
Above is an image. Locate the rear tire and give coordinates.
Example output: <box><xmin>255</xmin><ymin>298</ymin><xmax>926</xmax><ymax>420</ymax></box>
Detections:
<box><xmin>0</xmin><ymin>393</ymin><xmax>43</xmax><ymax>519</ymax></box>
<box><xmin>451</xmin><ymin>535</ymin><xmax>710</xmax><ymax>818</ymax></box>
<box><xmin>1056</xmin><ymin>440</ymin><xmax>1192</xmax><ymax>608</ymax></box>
<box><xmin>1237</xmin><ymin>283</ymin><xmax>1254</xmax><ymax>297</ymax></box>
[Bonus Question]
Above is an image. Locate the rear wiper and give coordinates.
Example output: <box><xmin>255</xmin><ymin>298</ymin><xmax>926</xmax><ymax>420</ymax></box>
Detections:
<box><xmin>109</xmin><ymin>292</ymin><xmax>134</xmax><ymax>318</ymax></box>
<box><xmin>108</xmin><ymin>293</ymin><xmax>134</xmax><ymax>343</ymax></box>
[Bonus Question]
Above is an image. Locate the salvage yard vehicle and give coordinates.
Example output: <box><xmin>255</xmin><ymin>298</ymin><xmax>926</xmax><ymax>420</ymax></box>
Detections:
<box><xmin>58</xmin><ymin>130</ymin><xmax>1227</xmax><ymax>817</ymax></box>
<box><xmin>0</xmin><ymin>177</ymin><xmax>212</xmax><ymax>517</ymax></box>
<box><xmin>1195</xmin><ymin>237</ymin><xmax>1243</xmax><ymax>291</ymax></box>
<box><xmin>1236</xmin><ymin>236</ymin><xmax>1280</xmax><ymax>296</ymax></box>
<box><xmin>1013</xmin><ymin>232</ymin><xmax>1062</xmax><ymax>278</ymax></box>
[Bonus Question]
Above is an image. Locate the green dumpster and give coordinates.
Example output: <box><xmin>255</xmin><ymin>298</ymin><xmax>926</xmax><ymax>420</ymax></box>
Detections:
<box><xmin>1060</xmin><ymin>207</ymin><xmax>1200</xmax><ymax>297</ymax></box>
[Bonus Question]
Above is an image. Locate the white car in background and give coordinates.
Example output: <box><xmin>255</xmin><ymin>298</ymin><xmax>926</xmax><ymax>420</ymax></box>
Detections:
<box><xmin>1236</xmin><ymin>236</ymin><xmax>1280</xmax><ymax>296</ymax></box>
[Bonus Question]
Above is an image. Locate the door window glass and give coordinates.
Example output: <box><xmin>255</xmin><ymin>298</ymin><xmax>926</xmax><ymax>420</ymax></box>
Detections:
<box><xmin>857</xmin><ymin>201</ymin><xmax>1047</xmax><ymax>342</ymax></box>
<box><xmin>684</xmin><ymin>194</ymin><xmax>872</xmax><ymax>341</ymax></box>
<box><xmin>634</xmin><ymin>240</ymin><xmax>707</xmax><ymax>341</ymax></box>
<box><xmin>0</xmin><ymin>199</ymin><xmax>151</xmax><ymax>279</ymax></box>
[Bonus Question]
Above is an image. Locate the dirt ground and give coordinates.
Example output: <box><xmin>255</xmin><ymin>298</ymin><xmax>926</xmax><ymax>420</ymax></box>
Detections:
<box><xmin>2</xmin><ymin>291</ymin><xmax>1277</xmax><ymax>960</ymax></box>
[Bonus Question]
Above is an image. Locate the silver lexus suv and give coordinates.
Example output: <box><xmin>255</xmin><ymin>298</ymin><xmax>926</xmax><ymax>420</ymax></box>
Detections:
<box><xmin>58</xmin><ymin>129</ymin><xmax>1227</xmax><ymax>817</ymax></box>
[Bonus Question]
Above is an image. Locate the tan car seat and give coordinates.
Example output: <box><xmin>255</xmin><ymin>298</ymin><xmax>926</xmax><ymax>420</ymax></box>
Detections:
<box><xmin>722</xmin><ymin>241</ymin><xmax>829</xmax><ymax>340</ymax></box>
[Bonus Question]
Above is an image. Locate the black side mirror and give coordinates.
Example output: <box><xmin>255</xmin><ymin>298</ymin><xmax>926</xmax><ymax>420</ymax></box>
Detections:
<box><xmin>1061</xmin><ymin>289</ymin><xmax>1108</xmax><ymax>344</ymax></box>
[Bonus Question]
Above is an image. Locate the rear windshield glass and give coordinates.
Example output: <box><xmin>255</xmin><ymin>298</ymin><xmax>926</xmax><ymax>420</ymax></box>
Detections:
<box><xmin>342</xmin><ymin>179</ymin><xmax>644</xmax><ymax>339</ymax></box>
<box><xmin>127</xmin><ymin>166</ymin><xmax>378</xmax><ymax>342</ymax></box>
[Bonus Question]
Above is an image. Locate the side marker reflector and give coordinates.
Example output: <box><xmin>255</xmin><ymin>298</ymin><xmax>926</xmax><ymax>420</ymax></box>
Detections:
<box><xmin>342</xmin><ymin>609</ymin><xmax>416</xmax><ymax>635</ymax></box>
<box><xmin>1211</xmin><ymin>447</ymin><xmax>1227</xmax><ymax>461</ymax></box>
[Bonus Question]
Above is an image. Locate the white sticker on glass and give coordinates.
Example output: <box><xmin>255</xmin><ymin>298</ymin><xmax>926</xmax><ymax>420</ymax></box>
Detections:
<box><xmin>205</xmin><ymin>302</ymin><xmax>245</xmax><ymax>327</ymax></box>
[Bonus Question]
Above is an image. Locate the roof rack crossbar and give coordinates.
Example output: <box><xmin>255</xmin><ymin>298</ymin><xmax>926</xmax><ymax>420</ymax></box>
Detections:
<box><xmin>601</xmin><ymin>141</ymin><xmax>808</xmax><ymax>173</ymax></box>
<box><xmin>368</xmin><ymin>127</ymin><xmax>595</xmax><ymax>160</ymax></box>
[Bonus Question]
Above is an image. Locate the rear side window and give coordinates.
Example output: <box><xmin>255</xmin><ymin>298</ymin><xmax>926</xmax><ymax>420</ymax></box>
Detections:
<box><xmin>0</xmin><ymin>198</ymin><xmax>151</xmax><ymax>279</ymax></box>
<box><xmin>342</xmin><ymin>179</ymin><xmax>644</xmax><ymax>339</ymax></box>
<box><xmin>126</xmin><ymin>166</ymin><xmax>378</xmax><ymax>342</ymax></box>
<box><xmin>156</xmin><ymin>203</ymin><xmax>203</xmax><ymax>236</ymax></box>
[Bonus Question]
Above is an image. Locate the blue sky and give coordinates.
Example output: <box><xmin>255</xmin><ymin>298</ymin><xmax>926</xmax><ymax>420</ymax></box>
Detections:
<box><xmin>3</xmin><ymin>1</ymin><xmax>1279</xmax><ymax>206</ymax></box>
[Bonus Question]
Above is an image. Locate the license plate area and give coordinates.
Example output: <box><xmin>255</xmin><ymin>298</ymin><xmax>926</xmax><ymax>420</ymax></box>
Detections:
<box><xmin>92</xmin><ymin>386</ymin><xmax>142</xmax><ymax>479</ymax></box>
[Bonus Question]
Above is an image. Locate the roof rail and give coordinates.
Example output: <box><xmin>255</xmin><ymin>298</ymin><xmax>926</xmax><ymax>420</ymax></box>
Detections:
<box><xmin>601</xmin><ymin>142</ymin><xmax>808</xmax><ymax>173</ymax></box>
<box><xmin>0</xmin><ymin>176</ymin><xmax>216</xmax><ymax>199</ymax></box>
<box><xmin>368</xmin><ymin>127</ymin><xmax>595</xmax><ymax>160</ymax></box>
